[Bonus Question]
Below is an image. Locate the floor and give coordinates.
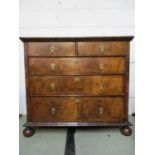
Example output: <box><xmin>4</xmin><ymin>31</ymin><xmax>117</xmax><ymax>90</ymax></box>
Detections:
<box><xmin>19</xmin><ymin>116</ymin><xmax>135</xmax><ymax>155</ymax></box>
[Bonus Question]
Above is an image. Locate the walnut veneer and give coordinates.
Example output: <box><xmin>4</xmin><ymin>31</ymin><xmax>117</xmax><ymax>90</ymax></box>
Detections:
<box><xmin>21</xmin><ymin>37</ymin><xmax>133</xmax><ymax>137</ymax></box>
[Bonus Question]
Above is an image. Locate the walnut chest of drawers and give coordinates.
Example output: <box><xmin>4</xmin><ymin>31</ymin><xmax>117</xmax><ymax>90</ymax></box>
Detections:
<box><xmin>21</xmin><ymin>37</ymin><xmax>133</xmax><ymax>137</ymax></box>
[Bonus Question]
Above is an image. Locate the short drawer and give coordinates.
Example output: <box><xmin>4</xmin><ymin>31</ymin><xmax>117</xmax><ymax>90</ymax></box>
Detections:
<box><xmin>28</xmin><ymin>42</ymin><xmax>76</xmax><ymax>56</ymax></box>
<box><xmin>78</xmin><ymin>41</ymin><xmax>128</xmax><ymax>56</ymax></box>
<box><xmin>28</xmin><ymin>97</ymin><xmax>78</xmax><ymax>122</ymax></box>
<box><xmin>30</xmin><ymin>76</ymin><xmax>124</xmax><ymax>96</ymax></box>
<box><xmin>29</xmin><ymin>57</ymin><xmax>125</xmax><ymax>75</ymax></box>
<box><xmin>80</xmin><ymin>97</ymin><xmax>124</xmax><ymax>122</ymax></box>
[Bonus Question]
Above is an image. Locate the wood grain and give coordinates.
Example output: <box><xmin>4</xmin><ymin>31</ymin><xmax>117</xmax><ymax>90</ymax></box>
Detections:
<box><xmin>28</xmin><ymin>97</ymin><xmax>125</xmax><ymax>123</ymax></box>
<box><xmin>29</xmin><ymin>57</ymin><xmax>126</xmax><ymax>75</ymax></box>
<box><xmin>78</xmin><ymin>41</ymin><xmax>128</xmax><ymax>56</ymax></box>
<box><xmin>30</xmin><ymin>76</ymin><xmax>124</xmax><ymax>96</ymax></box>
<box><xmin>28</xmin><ymin>97</ymin><xmax>78</xmax><ymax>122</ymax></box>
<box><xmin>80</xmin><ymin>97</ymin><xmax>124</xmax><ymax>122</ymax></box>
<box><xmin>28</xmin><ymin>42</ymin><xmax>76</xmax><ymax>56</ymax></box>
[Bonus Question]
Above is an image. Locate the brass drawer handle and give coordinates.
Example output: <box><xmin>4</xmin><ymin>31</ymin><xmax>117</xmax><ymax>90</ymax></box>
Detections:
<box><xmin>50</xmin><ymin>83</ymin><xmax>55</xmax><ymax>90</ymax></box>
<box><xmin>100</xmin><ymin>45</ymin><xmax>105</xmax><ymax>54</ymax></box>
<box><xmin>75</xmin><ymin>59</ymin><xmax>79</xmax><ymax>64</ymax></box>
<box><xmin>74</xmin><ymin>77</ymin><xmax>80</xmax><ymax>82</ymax></box>
<box><xmin>51</xmin><ymin>63</ymin><xmax>56</xmax><ymax>71</ymax></box>
<box><xmin>100</xmin><ymin>82</ymin><xmax>104</xmax><ymax>91</ymax></box>
<box><xmin>98</xmin><ymin>106</ymin><xmax>104</xmax><ymax>114</ymax></box>
<box><xmin>50</xmin><ymin>46</ymin><xmax>54</xmax><ymax>54</ymax></box>
<box><xmin>74</xmin><ymin>98</ymin><xmax>80</xmax><ymax>104</ymax></box>
<box><xmin>99</xmin><ymin>64</ymin><xmax>104</xmax><ymax>70</ymax></box>
<box><xmin>51</xmin><ymin>107</ymin><xmax>56</xmax><ymax>115</ymax></box>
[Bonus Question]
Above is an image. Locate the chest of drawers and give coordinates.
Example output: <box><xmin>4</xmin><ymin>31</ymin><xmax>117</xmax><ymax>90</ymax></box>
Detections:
<box><xmin>21</xmin><ymin>37</ymin><xmax>133</xmax><ymax>137</ymax></box>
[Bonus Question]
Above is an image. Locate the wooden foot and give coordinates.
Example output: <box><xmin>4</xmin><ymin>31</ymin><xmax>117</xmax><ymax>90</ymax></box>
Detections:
<box><xmin>120</xmin><ymin>126</ymin><xmax>132</xmax><ymax>136</ymax></box>
<box><xmin>23</xmin><ymin>127</ymin><xmax>35</xmax><ymax>137</ymax></box>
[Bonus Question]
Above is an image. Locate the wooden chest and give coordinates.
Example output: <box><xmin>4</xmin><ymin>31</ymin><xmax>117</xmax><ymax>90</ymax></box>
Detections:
<box><xmin>21</xmin><ymin>37</ymin><xmax>133</xmax><ymax>137</ymax></box>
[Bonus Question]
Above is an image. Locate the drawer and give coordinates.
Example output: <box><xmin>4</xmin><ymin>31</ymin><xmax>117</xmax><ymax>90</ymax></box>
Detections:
<box><xmin>30</xmin><ymin>76</ymin><xmax>124</xmax><ymax>96</ymax></box>
<box><xmin>28</xmin><ymin>97</ymin><xmax>78</xmax><ymax>122</ymax></box>
<box><xmin>78</xmin><ymin>41</ymin><xmax>128</xmax><ymax>56</ymax></box>
<box><xmin>28</xmin><ymin>42</ymin><xmax>76</xmax><ymax>56</ymax></box>
<box><xmin>80</xmin><ymin>97</ymin><xmax>124</xmax><ymax>122</ymax></box>
<box><xmin>29</xmin><ymin>57</ymin><xmax>125</xmax><ymax>75</ymax></box>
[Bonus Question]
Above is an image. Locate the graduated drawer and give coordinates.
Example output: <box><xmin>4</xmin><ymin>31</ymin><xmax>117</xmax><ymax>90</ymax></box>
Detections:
<box><xmin>28</xmin><ymin>97</ymin><xmax>124</xmax><ymax>122</ymax></box>
<box><xmin>28</xmin><ymin>97</ymin><xmax>78</xmax><ymax>122</ymax></box>
<box><xmin>80</xmin><ymin>97</ymin><xmax>124</xmax><ymax>122</ymax></box>
<box><xmin>30</xmin><ymin>76</ymin><xmax>124</xmax><ymax>96</ymax></box>
<box><xmin>29</xmin><ymin>57</ymin><xmax>125</xmax><ymax>75</ymax></box>
<box><xmin>78</xmin><ymin>41</ymin><xmax>128</xmax><ymax>56</ymax></box>
<box><xmin>27</xmin><ymin>42</ymin><xmax>75</xmax><ymax>56</ymax></box>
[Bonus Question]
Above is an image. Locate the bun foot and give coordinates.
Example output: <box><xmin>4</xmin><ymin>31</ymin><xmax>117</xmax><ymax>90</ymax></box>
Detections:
<box><xmin>120</xmin><ymin>126</ymin><xmax>132</xmax><ymax>136</ymax></box>
<box><xmin>23</xmin><ymin>127</ymin><xmax>35</xmax><ymax>137</ymax></box>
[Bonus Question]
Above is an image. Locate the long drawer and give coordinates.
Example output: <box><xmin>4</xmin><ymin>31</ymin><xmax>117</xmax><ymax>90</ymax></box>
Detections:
<box><xmin>30</xmin><ymin>76</ymin><xmax>124</xmax><ymax>96</ymax></box>
<box><xmin>29</xmin><ymin>57</ymin><xmax>126</xmax><ymax>75</ymax></box>
<box><xmin>28</xmin><ymin>97</ymin><xmax>124</xmax><ymax>122</ymax></box>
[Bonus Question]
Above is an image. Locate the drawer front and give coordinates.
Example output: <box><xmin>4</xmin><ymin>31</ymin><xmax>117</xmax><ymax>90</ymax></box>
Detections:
<box><xmin>29</xmin><ymin>57</ymin><xmax>125</xmax><ymax>75</ymax></box>
<box><xmin>30</xmin><ymin>76</ymin><xmax>124</xmax><ymax>96</ymax></box>
<box><xmin>28</xmin><ymin>97</ymin><xmax>78</xmax><ymax>122</ymax></box>
<box><xmin>28</xmin><ymin>42</ymin><xmax>76</xmax><ymax>56</ymax></box>
<box><xmin>78</xmin><ymin>41</ymin><xmax>128</xmax><ymax>56</ymax></box>
<box><xmin>80</xmin><ymin>97</ymin><xmax>124</xmax><ymax>122</ymax></box>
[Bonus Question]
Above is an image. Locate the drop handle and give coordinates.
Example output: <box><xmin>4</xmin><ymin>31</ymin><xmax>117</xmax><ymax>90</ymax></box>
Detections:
<box><xmin>75</xmin><ymin>59</ymin><xmax>79</xmax><ymax>64</ymax></box>
<box><xmin>74</xmin><ymin>77</ymin><xmax>80</xmax><ymax>82</ymax></box>
<box><xmin>50</xmin><ymin>46</ymin><xmax>54</xmax><ymax>54</ymax></box>
<box><xmin>98</xmin><ymin>107</ymin><xmax>104</xmax><ymax>114</ymax></box>
<box><xmin>74</xmin><ymin>98</ymin><xmax>80</xmax><ymax>104</ymax></box>
<box><xmin>99</xmin><ymin>64</ymin><xmax>104</xmax><ymax>70</ymax></box>
<box><xmin>51</xmin><ymin>107</ymin><xmax>56</xmax><ymax>115</ymax></box>
<box><xmin>51</xmin><ymin>64</ymin><xmax>56</xmax><ymax>71</ymax></box>
<box><xmin>50</xmin><ymin>83</ymin><xmax>55</xmax><ymax>90</ymax></box>
<box><xmin>100</xmin><ymin>45</ymin><xmax>105</xmax><ymax>54</ymax></box>
<box><xmin>100</xmin><ymin>82</ymin><xmax>104</xmax><ymax>91</ymax></box>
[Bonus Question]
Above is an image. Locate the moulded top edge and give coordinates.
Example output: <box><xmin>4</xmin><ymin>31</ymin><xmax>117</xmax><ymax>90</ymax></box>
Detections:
<box><xmin>20</xmin><ymin>36</ymin><xmax>134</xmax><ymax>42</ymax></box>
